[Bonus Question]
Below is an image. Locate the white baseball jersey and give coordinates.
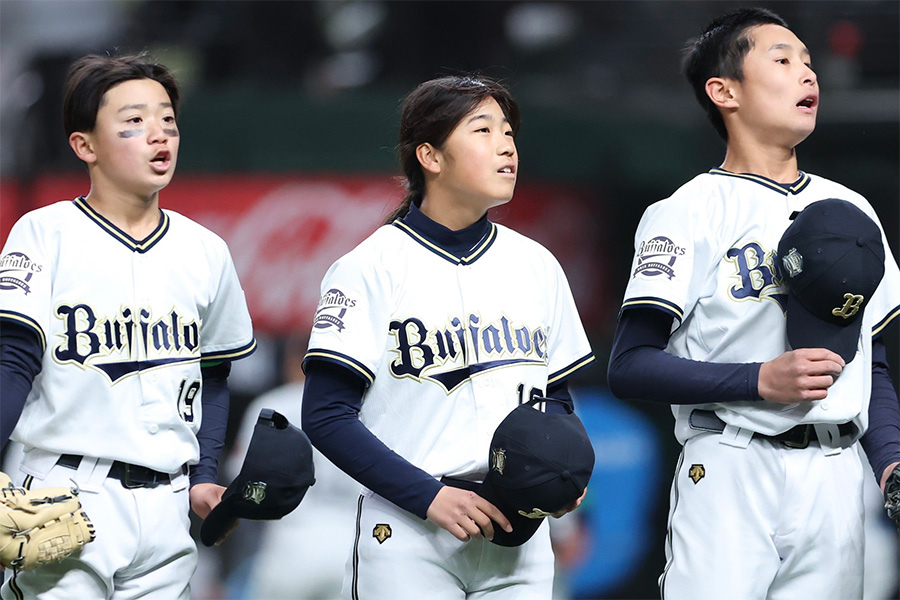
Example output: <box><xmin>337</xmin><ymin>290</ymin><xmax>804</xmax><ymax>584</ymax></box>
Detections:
<box><xmin>306</xmin><ymin>218</ymin><xmax>594</xmax><ymax>482</ymax></box>
<box><xmin>0</xmin><ymin>197</ymin><xmax>256</xmax><ymax>473</ymax></box>
<box><xmin>621</xmin><ymin>169</ymin><xmax>900</xmax><ymax>444</ymax></box>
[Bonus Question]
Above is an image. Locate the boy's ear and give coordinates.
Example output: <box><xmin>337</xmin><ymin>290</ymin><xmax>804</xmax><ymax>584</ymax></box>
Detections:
<box><xmin>416</xmin><ymin>142</ymin><xmax>441</xmax><ymax>175</ymax></box>
<box><xmin>705</xmin><ymin>77</ymin><xmax>739</xmax><ymax>109</ymax></box>
<box><xmin>68</xmin><ymin>131</ymin><xmax>97</xmax><ymax>164</ymax></box>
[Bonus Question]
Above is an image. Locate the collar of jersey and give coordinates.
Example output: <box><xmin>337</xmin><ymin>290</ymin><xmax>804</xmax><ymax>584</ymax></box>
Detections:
<box><xmin>392</xmin><ymin>201</ymin><xmax>496</xmax><ymax>265</ymax></box>
<box><xmin>74</xmin><ymin>196</ymin><xmax>169</xmax><ymax>253</ymax></box>
<box><xmin>709</xmin><ymin>168</ymin><xmax>811</xmax><ymax>195</ymax></box>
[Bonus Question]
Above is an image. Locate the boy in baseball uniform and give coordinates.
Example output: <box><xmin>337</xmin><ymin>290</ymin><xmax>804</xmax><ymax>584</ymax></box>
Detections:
<box><xmin>0</xmin><ymin>53</ymin><xmax>255</xmax><ymax>599</ymax></box>
<box><xmin>608</xmin><ymin>8</ymin><xmax>900</xmax><ymax>599</ymax></box>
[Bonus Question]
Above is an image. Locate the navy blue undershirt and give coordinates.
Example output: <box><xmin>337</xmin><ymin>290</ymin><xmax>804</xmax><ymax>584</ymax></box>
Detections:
<box><xmin>608</xmin><ymin>307</ymin><xmax>900</xmax><ymax>480</ymax></box>
<box><xmin>607</xmin><ymin>308</ymin><xmax>761</xmax><ymax>403</ymax></box>
<box><xmin>0</xmin><ymin>320</ymin><xmax>232</xmax><ymax>486</ymax></box>
<box><xmin>861</xmin><ymin>340</ymin><xmax>900</xmax><ymax>482</ymax></box>
<box><xmin>405</xmin><ymin>199</ymin><xmax>492</xmax><ymax>256</ymax></box>
<box><xmin>0</xmin><ymin>322</ymin><xmax>41</xmax><ymax>448</ymax></box>
<box><xmin>190</xmin><ymin>361</ymin><xmax>231</xmax><ymax>487</ymax></box>
<box><xmin>301</xmin><ymin>204</ymin><xmax>572</xmax><ymax>519</ymax></box>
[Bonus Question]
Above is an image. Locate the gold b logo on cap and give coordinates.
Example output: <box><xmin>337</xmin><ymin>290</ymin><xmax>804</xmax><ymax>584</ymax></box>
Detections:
<box><xmin>781</xmin><ymin>248</ymin><xmax>803</xmax><ymax>278</ymax></box>
<box><xmin>242</xmin><ymin>482</ymin><xmax>267</xmax><ymax>504</ymax></box>
<box><xmin>517</xmin><ymin>508</ymin><xmax>553</xmax><ymax>519</ymax></box>
<box><xmin>491</xmin><ymin>448</ymin><xmax>506</xmax><ymax>475</ymax></box>
<box><xmin>831</xmin><ymin>293</ymin><xmax>865</xmax><ymax>319</ymax></box>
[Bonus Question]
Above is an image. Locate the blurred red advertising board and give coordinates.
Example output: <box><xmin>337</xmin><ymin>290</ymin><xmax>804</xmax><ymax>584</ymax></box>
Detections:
<box><xmin>1</xmin><ymin>174</ymin><xmax>609</xmax><ymax>334</ymax></box>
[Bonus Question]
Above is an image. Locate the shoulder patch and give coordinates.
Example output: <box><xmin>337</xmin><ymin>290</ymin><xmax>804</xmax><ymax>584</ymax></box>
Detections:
<box><xmin>633</xmin><ymin>236</ymin><xmax>686</xmax><ymax>280</ymax></box>
<box><xmin>313</xmin><ymin>288</ymin><xmax>357</xmax><ymax>332</ymax></box>
<box><xmin>0</xmin><ymin>252</ymin><xmax>43</xmax><ymax>294</ymax></box>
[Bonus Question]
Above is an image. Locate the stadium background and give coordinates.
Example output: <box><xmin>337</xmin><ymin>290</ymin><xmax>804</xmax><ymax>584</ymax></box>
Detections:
<box><xmin>1</xmin><ymin>1</ymin><xmax>897</xmax><ymax>598</ymax></box>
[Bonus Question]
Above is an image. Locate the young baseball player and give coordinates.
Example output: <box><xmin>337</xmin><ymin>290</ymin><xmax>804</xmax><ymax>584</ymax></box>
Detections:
<box><xmin>0</xmin><ymin>53</ymin><xmax>255</xmax><ymax>598</ymax></box>
<box><xmin>301</xmin><ymin>75</ymin><xmax>595</xmax><ymax>599</ymax></box>
<box><xmin>607</xmin><ymin>8</ymin><xmax>900</xmax><ymax>599</ymax></box>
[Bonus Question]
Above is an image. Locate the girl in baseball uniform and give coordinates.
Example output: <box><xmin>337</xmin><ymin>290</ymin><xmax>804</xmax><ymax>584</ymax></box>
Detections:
<box><xmin>302</xmin><ymin>75</ymin><xmax>595</xmax><ymax>599</ymax></box>
<box><xmin>0</xmin><ymin>54</ymin><xmax>255</xmax><ymax>599</ymax></box>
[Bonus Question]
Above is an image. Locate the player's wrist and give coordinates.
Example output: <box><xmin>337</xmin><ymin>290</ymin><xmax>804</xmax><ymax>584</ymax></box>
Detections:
<box><xmin>881</xmin><ymin>461</ymin><xmax>900</xmax><ymax>491</ymax></box>
<box><xmin>748</xmin><ymin>362</ymin><xmax>763</xmax><ymax>401</ymax></box>
<box><xmin>189</xmin><ymin>474</ymin><xmax>219</xmax><ymax>489</ymax></box>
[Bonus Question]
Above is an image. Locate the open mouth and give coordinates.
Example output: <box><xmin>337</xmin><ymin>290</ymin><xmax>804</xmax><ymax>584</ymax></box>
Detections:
<box><xmin>151</xmin><ymin>151</ymin><xmax>170</xmax><ymax>167</ymax></box>
<box><xmin>498</xmin><ymin>166</ymin><xmax>515</xmax><ymax>174</ymax></box>
<box><xmin>797</xmin><ymin>96</ymin><xmax>817</xmax><ymax>109</ymax></box>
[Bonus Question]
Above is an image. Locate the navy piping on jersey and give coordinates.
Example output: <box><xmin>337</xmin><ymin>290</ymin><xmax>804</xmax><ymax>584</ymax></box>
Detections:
<box><xmin>0</xmin><ymin>311</ymin><xmax>45</xmax><ymax>352</ymax></box>
<box><xmin>201</xmin><ymin>338</ymin><xmax>257</xmax><ymax>362</ymax></box>
<box><xmin>393</xmin><ymin>220</ymin><xmax>498</xmax><ymax>265</ymax></box>
<box><xmin>303</xmin><ymin>349</ymin><xmax>375</xmax><ymax>386</ymax></box>
<box><xmin>708</xmin><ymin>168</ymin><xmax>811</xmax><ymax>195</ymax></box>
<box><xmin>548</xmin><ymin>352</ymin><xmax>596</xmax><ymax>385</ymax></box>
<box><xmin>351</xmin><ymin>494</ymin><xmax>364</xmax><ymax>600</ymax></box>
<box><xmin>874</xmin><ymin>304</ymin><xmax>900</xmax><ymax>338</ymax></box>
<box><xmin>391</xmin><ymin>200</ymin><xmax>497</xmax><ymax>265</ymax></box>
<box><xmin>73</xmin><ymin>196</ymin><xmax>169</xmax><ymax>253</ymax></box>
<box><xmin>620</xmin><ymin>296</ymin><xmax>684</xmax><ymax>323</ymax></box>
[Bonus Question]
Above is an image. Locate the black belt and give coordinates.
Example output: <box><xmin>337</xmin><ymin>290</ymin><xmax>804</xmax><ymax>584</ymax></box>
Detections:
<box><xmin>57</xmin><ymin>454</ymin><xmax>183</xmax><ymax>489</ymax></box>
<box><xmin>689</xmin><ymin>410</ymin><xmax>858</xmax><ymax>449</ymax></box>
<box><xmin>440</xmin><ymin>476</ymin><xmax>480</xmax><ymax>492</ymax></box>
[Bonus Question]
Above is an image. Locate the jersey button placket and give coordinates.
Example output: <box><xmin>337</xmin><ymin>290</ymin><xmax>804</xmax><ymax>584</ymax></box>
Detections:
<box><xmin>456</xmin><ymin>262</ymin><xmax>489</xmax><ymax>453</ymax></box>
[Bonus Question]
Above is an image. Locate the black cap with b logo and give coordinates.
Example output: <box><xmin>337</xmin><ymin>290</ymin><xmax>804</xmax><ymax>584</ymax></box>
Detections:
<box><xmin>476</xmin><ymin>397</ymin><xmax>595</xmax><ymax>547</ymax></box>
<box><xmin>200</xmin><ymin>409</ymin><xmax>316</xmax><ymax>547</ymax></box>
<box><xmin>777</xmin><ymin>198</ymin><xmax>885</xmax><ymax>363</ymax></box>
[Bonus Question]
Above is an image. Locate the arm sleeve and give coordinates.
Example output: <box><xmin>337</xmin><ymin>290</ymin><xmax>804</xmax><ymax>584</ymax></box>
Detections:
<box><xmin>544</xmin><ymin>380</ymin><xmax>572</xmax><ymax>414</ymax></box>
<box><xmin>190</xmin><ymin>361</ymin><xmax>232</xmax><ymax>487</ymax></box>
<box><xmin>0</xmin><ymin>322</ymin><xmax>42</xmax><ymax>449</ymax></box>
<box><xmin>301</xmin><ymin>359</ymin><xmax>443</xmax><ymax>519</ymax></box>
<box><xmin>860</xmin><ymin>336</ymin><xmax>900</xmax><ymax>482</ymax></box>
<box><xmin>607</xmin><ymin>307</ymin><xmax>762</xmax><ymax>404</ymax></box>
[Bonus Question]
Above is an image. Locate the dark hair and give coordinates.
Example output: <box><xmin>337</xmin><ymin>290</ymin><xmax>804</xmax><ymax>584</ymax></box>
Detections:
<box><xmin>384</xmin><ymin>75</ymin><xmax>521</xmax><ymax>225</ymax></box>
<box><xmin>63</xmin><ymin>53</ymin><xmax>180</xmax><ymax>137</ymax></box>
<box><xmin>682</xmin><ymin>7</ymin><xmax>789</xmax><ymax>141</ymax></box>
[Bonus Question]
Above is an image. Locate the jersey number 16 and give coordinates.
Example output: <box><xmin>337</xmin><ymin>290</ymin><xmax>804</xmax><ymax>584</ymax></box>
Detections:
<box><xmin>177</xmin><ymin>378</ymin><xmax>201</xmax><ymax>423</ymax></box>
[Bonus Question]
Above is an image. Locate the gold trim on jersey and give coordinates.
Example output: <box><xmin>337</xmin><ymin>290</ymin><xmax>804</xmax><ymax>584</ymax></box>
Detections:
<box><xmin>304</xmin><ymin>350</ymin><xmax>375</xmax><ymax>385</ymax></box>
<box><xmin>74</xmin><ymin>197</ymin><xmax>169</xmax><ymax>252</ymax></box>
<box><xmin>392</xmin><ymin>220</ymin><xmax>497</xmax><ymax>265</ymax></box>
<box><xmin>874</xmin><ymin>305</ymin><xmax>900</xmax><ymax>337</ymax></box>
<box><xmin>620</xmin><ymin>298</ymin><xmax>685</xmax><ymax>321</ymax></box>
<box><xmin>0</xmin><ymin>311</ymin><xmax>46</xmax><ymax>352</ymax></box>
<box><xmin>708</xmin><ymin>168</ymin><xmax>811</xmax><ymax>195</ymax></box>
<box><xmin>548</xmin><ymin>354</ymin><xmax>596</xmax><ymax>385</ymax></box>
<box><xmin>203</xmin><ymin>339</ymin><xmax>258</xmax><ymax>361</ymax></box>
<box><xmin>351</xmin><ymin>494</ymin><xmax>364</xmax><ymax>600</ymax></box>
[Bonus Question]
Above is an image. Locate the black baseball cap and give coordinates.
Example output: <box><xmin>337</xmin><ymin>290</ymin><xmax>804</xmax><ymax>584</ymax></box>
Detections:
<box><xmin>777</xmin><ymin>198</ymin><xmax>885</xmax><ymax>364</ymax></box>
<box><xmin>200</xmin><ymin>409</ymin><xmax>316</xmax><ymax>547</ymax></box>
<box><xmin>478</xmin><ymin>398</ymin><xmax>594</xmax><ymax>547</ymax></box>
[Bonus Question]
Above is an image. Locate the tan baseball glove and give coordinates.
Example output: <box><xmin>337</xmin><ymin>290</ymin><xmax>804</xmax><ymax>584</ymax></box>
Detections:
<box><xmin>0</xmin><ymin>471</ymin><xmax>96</xmax><ymax>571</ymax></box>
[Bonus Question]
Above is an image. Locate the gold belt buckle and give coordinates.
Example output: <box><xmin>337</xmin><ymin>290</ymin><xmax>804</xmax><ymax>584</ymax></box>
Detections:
<box><xmin>121</xmin><ymin>464</ymin><xmax>159</xmax><ymax>489</ymax></box>
<box><xmin>783</xmin><ymin>425</ymin><xmax>812</xmax><ymax>449</ymax></box>
<box><xmin>121</xmin><ymin>464</ymin><xmax>142</xmax><ymax>489</ymax></box>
